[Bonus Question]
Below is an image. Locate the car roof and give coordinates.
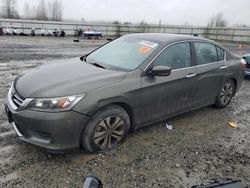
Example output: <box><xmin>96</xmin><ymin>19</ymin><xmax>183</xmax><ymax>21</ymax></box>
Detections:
<box><xmin>124</xmin><ymin>33</ymin><xmax>212</xmax><ymax>44</ymax></box>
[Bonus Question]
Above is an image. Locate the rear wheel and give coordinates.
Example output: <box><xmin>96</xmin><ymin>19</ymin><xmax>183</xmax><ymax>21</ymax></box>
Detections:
<box><xmin>214</xmin><ymin>79</ymin><xmax>235</xmax><ymax>109</ymax></box>
<box><xmin>81</xmin><ymin>105</ymin><xmax>130</xmax><ymax>153</ymax></box>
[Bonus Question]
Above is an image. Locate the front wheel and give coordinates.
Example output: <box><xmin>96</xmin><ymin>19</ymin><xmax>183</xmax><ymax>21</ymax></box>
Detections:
<box><xmin>214</xmin><ymin>79</ymin><xmax>235</xmax><ymax>109</ymax></box>
<box><xmin>81</xmin><ymin>105</ymin><xmax>130</xmax><ymax>153</ymax></box>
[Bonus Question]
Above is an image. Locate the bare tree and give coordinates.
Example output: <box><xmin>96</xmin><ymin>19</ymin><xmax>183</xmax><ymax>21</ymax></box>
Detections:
<box><xmin>123</xmin><ymin>22</ymin><xmax>132</xmax><ymax>25</ymax></box>
<box><xmin>0</xmin><ymin>0</ymin><xmax>19</xmax><ymax>19</ymax></box>
<box><xmin>81</xmin><ymin>18</ymin><xmax>86</xmax><ymax>23</ymax></box>
<box><xmin>48</xmin><ymin>0</ymin><xmax>63</xmax><ymax>21</ymax></box>
<box><xmin>31</xmin><ymin>5</ymin><xmax>37</xmax><ymax>20</ymax></box>
<box><xmin>23</xmin><ymin>3</ymin><xmax>38</xmax><ymax>20</ymax></box>
<box><xmin>21</xmin><ymin>0</ymin><xmax>63</xmax><ymax>21</ymax></box>
<box><xmin>23</xmin><ymin>3</ymin><xmax>31</xmax><ymax>19</ymax></box>
<box><xmin>208</xmin><ymin>12</ymin><xmax>228</xmax><ymax>27</ymax></box>
<box><xmin>36</xmin><ymin>0</ymin><xmax>48</xmax><ymax>20</ymax></box>
<box><xmin>112</xmin><ymin>20</ymin><xmax>120</xmax><ymax>24</ymax></box>
<box><xmin>138</xmin><ymin>20</ymin><xmax>149</xmax><ymax>32</ymax></box>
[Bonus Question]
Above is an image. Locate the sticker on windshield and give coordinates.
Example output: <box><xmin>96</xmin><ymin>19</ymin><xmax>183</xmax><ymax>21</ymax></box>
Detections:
<box><xmin>138</xmin><ymin>46</ymin><xmax>151</xmax><ymax>54</ymax></box>
<box><xmin>139</xmin><ymin>40</ymin><xmax>158</xmax><ymax>48</ymax></box>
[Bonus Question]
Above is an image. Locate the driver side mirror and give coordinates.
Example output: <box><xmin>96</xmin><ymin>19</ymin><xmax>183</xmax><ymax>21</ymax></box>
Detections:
<box><xmin>147</xmin><ymin>65</ymin><xmax>172</xmax><ymax>77</ymax></box>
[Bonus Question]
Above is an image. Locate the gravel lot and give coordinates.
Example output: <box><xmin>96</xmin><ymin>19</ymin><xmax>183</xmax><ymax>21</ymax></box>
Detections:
<box><xmin>0</xmin><ymin>36</ymin><xmax>249</xmax><ymax>188</ymax></box>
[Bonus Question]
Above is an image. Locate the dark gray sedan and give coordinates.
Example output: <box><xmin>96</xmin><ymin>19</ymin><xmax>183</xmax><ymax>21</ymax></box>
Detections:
<box><xmin>5</xmin><ymin>33</ymin><xmax>244</xmax><ymax>153</ymax></box>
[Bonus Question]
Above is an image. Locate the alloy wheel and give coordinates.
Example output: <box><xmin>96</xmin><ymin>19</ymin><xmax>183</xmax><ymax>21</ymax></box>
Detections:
<box><xmin>94</xmin><ymin>116</ymin><xmax>125</xmax><ymax>150</ymax></box>
<box><xmin>219</xmin><ymin>82</ymin><xmax>233</xmax><ymax>105</ymax></box>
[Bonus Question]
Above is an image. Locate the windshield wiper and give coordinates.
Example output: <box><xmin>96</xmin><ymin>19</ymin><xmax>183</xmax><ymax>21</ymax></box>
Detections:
<box><xmin>90</xmin><ymin>62</ymin><xmax>106</xmax><ymax>69</ymax></box>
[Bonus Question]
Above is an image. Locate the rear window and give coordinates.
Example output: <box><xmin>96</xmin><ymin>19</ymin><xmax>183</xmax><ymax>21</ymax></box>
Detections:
<box><xmin>217</xmin><ymin>47</ymin><xmax>225</xmax><ymax>61</ymax></box>
<box><xmin>194</xmin><ymin>42</ymin><xmax>217</xmax><ymax>65</ymax></box>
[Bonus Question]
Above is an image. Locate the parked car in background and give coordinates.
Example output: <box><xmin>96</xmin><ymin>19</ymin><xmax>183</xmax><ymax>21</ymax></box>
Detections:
<box><xmin>46</xmin><ymin>29</ymin><xmax>53</xmax><ymax>36</ymax></box>
<box><xmin>60</xmin><ymin>29</ymin><xmax>66</xmax><ymax>37</ymax></box>
<box><xmin>83</xmin><ymin>29</ymin><xmax>102</xmax><ymax>39</ymax></box>
<box><xmin>31</xmin><ymin>27</ymin><xmax>36</xmax><ymax>36</ymax></box>
<box><xmin>242</xmin><ymin>54</ymin><xmax>250</xmax><ymax>78</ymax></box>
<box><xmin>5</xmin><ymin>33</ymin><xmax>244</xmax><ymax>153</ymax></box>
<box><xmin>41</xmin><ymin>28</ymin><xmax>46</xmax><ymax>36</ymax></box>
<box><xmin>12</xmin><ymin>28</ymin><xmax>18</xmax><ymax>35</ymax></box>
<box><xmin>74</xmin><ymin>29</ymin><xmax>83</xmax><ymax>37</ymax></box>
<box><xmin>0</xmin><ymin>27</ymin><xmax>3</xmax><ymax>35</ymax></box>
<box><xmin>53</xmin><ymin>29</ymin><xmax>59</xmax><ymax>36</ymax></box>
<box><xmin>5</xmin><ymin>27</ymin><xmax>10</xmax><ymax>35</ymax></box>
<box><xmin>5</xmin><ymin>27</ymin><xmax>19</xmax><ymax>35</ymax></box>
<box><xmin>5</xmin><ymin>27</ymin><xmax>12</xmax><ymax>35</ymax></box>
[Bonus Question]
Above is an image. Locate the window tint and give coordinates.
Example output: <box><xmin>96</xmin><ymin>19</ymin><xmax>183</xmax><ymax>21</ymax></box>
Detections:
<box><xmin>154</xmin><ymin>42</ymin><xmax>191</xmax><ymax>69</ymax></box>
<box><xmin>194</xmin><ymin>43</ymin><xmax>217</xmax><ymax>65</ymax></box>
<box><xmin>217</xmin><ymin>47</ymin><xmax>225</xmax><ymax>61</ymax></box>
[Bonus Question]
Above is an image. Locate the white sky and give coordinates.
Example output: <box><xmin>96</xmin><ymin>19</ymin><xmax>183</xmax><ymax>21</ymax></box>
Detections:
<box><xmin>2</xmin><ymin>0</ymin><xmax>250</xmax><ymax>26</ymax></box>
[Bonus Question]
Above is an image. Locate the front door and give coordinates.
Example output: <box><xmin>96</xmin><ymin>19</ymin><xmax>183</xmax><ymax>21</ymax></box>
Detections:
<box><xmin>140</xmin><ymin>42</ymin><xmax>196</xmax><ymax>124</ymax></box>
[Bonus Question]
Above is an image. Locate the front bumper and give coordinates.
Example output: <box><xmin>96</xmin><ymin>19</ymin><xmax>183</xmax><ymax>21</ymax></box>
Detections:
<box><xmin>5</xmin><ymin>100</ymin><xmax>89</xmax><ymax>151</ymax></box>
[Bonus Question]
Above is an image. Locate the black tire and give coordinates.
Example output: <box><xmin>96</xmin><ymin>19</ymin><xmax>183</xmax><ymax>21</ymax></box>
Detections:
<box><xmin>214</xmin><ymin>79</ymin><xmax>235</xmax><ymax>109</ymax></box>
<box><xmin>81</xmin><ymin>105</ymin><xmax>130</xmax><ymax>153</ymax></box>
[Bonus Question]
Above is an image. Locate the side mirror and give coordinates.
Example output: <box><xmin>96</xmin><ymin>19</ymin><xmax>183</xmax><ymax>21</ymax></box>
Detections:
<box><xmin>83</xmin><ymin>175</ymin><xmax>103</xmax><ymax>188</ymax></box>
<box><xmin>147</xmin><ymin>65</ymin><xmax>172</xmax><ymax>77</ymax></box>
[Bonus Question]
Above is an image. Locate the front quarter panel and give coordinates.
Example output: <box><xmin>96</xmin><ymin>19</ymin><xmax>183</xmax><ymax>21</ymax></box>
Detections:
<box><xmin>73</xmin><ymin>69</ymin><xmax>141</xmax><ymax>126</ymax></box>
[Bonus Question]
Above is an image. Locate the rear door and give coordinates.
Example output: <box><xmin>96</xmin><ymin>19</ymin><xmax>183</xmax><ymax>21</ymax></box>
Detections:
<box><xmin>140</xmin><ymin>42</ymin><xmax>196</xmax><ymax>124</ymax></box>
<box><xmin>192</xmin><ymin>42</ymin><xmax>227</xmax><ymax>107</ymax></box>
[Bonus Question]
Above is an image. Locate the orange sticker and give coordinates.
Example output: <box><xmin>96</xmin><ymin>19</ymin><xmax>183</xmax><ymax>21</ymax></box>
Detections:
<box><xmin>138</xmin><ymin>46</ymin><xmax>151</xmax><ymax>54</ymax></box>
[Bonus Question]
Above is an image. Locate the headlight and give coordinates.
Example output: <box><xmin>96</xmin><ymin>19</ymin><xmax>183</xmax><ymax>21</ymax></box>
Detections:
<box><xmin>27</xmin><ymin>95</ymin><xmax>85</xmax><ymax>112</ymax></box>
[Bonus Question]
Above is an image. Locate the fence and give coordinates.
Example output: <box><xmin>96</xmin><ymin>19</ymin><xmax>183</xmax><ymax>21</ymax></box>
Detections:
<box><xmin>1</xmin><ymin>18</ymin><xmax>250</xmax><ymax>43</ymax></box>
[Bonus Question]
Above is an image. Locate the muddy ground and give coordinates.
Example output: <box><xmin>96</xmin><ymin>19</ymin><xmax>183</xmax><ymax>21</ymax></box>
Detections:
<box><xmin>0</xmin><ymin>36</ymin><xmax>249</xmax><ymax>188</ymax></box>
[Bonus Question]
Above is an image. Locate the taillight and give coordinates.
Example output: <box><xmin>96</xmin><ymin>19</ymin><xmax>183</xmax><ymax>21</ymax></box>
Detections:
<box><xmin>240</xmin><ymin>59</ymin><xmax>247</xmax><ymax>70</ymax></box>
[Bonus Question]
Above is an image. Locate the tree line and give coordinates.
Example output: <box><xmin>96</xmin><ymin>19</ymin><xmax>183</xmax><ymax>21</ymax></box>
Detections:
<box><xmin>0</xmin><ymin>0</ymin><xmax>228</xmax><ymax>27</ymax></box>
<box><xmin>0</xmin><ymin>0</ymin><xmax>63</xmax><ymax>21</ymax></box>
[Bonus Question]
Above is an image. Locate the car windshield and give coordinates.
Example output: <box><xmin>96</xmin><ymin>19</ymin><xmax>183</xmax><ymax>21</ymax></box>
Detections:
<box><xmin>86</xmin><ymin>37</ymin><xmax>159</xmax><ymax>71</ymax></box>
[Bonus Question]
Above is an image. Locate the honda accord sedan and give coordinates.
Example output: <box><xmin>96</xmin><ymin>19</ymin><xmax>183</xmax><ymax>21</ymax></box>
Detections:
<box><xmin>5</xmin><ymin>33</ymin><xmax>244</xmax><ymax>153</ymax></box>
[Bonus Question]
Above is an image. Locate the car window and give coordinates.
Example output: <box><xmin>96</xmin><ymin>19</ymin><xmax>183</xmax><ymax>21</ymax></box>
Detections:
<box><xmin>153</xmin><ymin>42</ymin><xmax>191</xmax><ymax>70</ymax></box>
<box><xmin>217</xmin><ymin>47</ymin><xmax>225</xmax><ymax>61</ymax></box>
<box><xmin>194</xmin><ymin>42</ymin><xmax>217</xmax><ymax>65</ymax></box>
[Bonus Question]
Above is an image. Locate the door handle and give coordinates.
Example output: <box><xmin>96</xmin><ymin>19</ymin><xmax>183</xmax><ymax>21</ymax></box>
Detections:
<box><xmin>220</xmin><ymin>65</ymin><xmax>228</xmax><ymax>70</ymax></box>
<box><xmin>186</xmin><ymin>73</ymin><xmax>196</xmax><ymax>78</ymax></box>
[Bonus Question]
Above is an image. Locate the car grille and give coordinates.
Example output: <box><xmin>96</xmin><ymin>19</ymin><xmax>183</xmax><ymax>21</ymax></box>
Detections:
<box><xmin>8</xmin><ymin>85</ymin><xmax>25</xmax><ymax>110</ymax></box>
<box><xmin>11</xmin><ymin>93</ymin><xmax>24</xmax><ymax>108</ymax></box>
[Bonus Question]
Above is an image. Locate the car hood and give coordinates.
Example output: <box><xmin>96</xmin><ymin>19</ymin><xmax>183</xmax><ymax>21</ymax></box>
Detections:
<box><xmin>15</xmin><ymin>58</ymin><xmax>127</xmax><ymax>98</ymax></box>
